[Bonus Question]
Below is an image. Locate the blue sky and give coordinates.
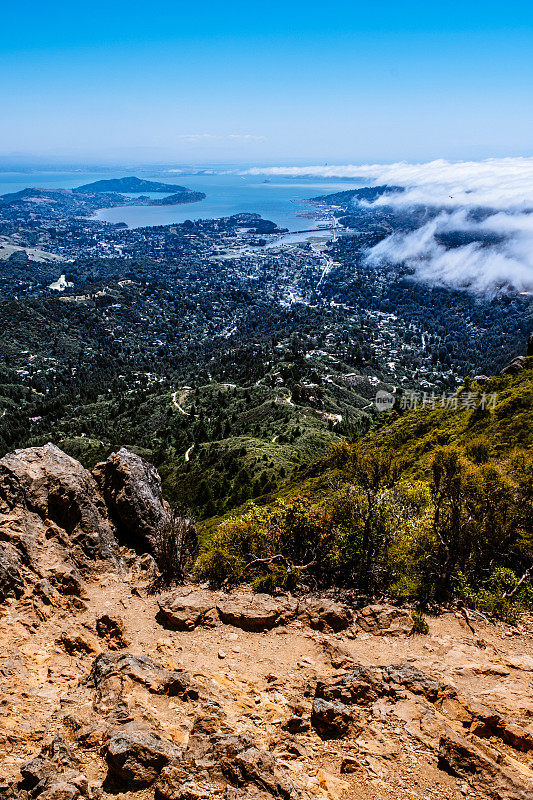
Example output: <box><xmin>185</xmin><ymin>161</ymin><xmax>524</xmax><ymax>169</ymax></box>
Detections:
<box><xmin>1</xmin><ymin>0</ymin><xmax>532</xmax><ymax>163</ymax></box>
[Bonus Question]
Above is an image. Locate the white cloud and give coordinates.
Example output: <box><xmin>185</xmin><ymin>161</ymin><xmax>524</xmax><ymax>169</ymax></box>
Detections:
<box><xmin>244</xmin><ymin>157</ymin><xmax>533</xmax><ymax>209</ymax></box>
<box><xmin>245</xmin><ymin>158</ymin><xmax>533</xmax><ymax>294</ymax></box>
<box><xmin>367</xmin><ymin>209</ymin><xmax>533</xmax><ymax>295</ymax></box>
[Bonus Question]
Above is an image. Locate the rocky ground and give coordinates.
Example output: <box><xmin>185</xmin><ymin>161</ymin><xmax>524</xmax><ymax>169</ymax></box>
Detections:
<box><xmin>0</xmin><ymin>444</ymin><xmax>533</xmax><ymax>800</ymax></box>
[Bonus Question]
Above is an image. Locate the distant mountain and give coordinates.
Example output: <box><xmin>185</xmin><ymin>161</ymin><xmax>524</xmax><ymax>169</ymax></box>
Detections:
<box><xmin>73</xmin><ymin>176</ymin><xmax>189</xmax><ymax>194</ymax></box>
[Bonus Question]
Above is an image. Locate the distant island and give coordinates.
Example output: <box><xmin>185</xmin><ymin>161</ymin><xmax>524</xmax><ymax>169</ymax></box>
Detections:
<box><xmin>73</xmin><ymin>176</ymin><xmax>191</xmax><ymax>194</ymax></box>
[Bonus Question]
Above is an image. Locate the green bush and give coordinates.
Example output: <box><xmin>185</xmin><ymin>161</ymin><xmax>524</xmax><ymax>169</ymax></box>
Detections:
<box><xmin>410</xmin><ymin>611</ymin><xmax>429</xmax><ymax>635</ymax></box>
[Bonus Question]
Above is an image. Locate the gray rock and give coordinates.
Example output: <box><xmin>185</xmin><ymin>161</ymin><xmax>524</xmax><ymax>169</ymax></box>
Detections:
<box><xmin>310</xmin><ymin>697</ymin><xmax>353</xmax><ymax>740</ymax></box>
<box><xmin>93</xmin><ymin>448</ymin><xmax>170</xmax><ymax>552</ymax></box>
<box><xmin>105</xmin><ymin>723</ymin><xmax>181</xmax><ymax>788</ymax></box>
<box><xmin>0</xmin><ymin>444</ymin><xmax>118</xmax><ymax>571</ymax></box>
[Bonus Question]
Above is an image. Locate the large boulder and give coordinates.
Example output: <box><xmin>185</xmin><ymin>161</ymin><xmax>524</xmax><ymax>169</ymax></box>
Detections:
<box><xmin>0</xmin><ymin>444</ymin><xmax>118</xmax><ymax>588</ymax></box>
<box><xmin>157</xmin><ymin>588</ymin><xmax>218</xmax><ymax>630</ymax></box>
<box><xmin>298</xmin><ymin>598</ymin><xmax>352</xmax><ymax>632</ymax></box>
<box><xmin>355</xmin><ymin>604</ymin><xmax>413</xmax><ymax>636</ymax></box>
<box><xmin>93</xmin><ymin>448</ymin><xmax>170</xmax><ymax>552</ymax></box>
<box><xmin>216</xmin><ymin>593</ymin><xmax>298</xmax><ymax>631</ymax></box>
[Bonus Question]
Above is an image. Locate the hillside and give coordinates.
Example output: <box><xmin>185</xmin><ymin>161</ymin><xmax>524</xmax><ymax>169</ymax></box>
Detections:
<box><xmin>310</xmin><ymin>185</ymin><xmax>404</xmax><ymax>205</ymax></box>
<box><xmin>196</xmin><ymin>354</ymin><xmax>533</xmax><ymax>617</ymax></box>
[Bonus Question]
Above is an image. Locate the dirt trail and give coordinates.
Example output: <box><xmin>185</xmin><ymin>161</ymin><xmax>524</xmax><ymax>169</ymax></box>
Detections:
<box><xmin>2</xmin><ymin>569</ymin><xmax>533</xmax><ymax>800</ymax></box>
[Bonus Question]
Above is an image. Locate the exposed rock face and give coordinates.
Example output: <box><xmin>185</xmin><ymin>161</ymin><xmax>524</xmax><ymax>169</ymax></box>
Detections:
<box><xmin>438</xmin><ymin>729</ymin><xmax>533</xmax><ymax>800</ymax></box>
<box><xmin>311</xmin><ymin>697</ymin><xmax>355</xmax><ymax>739</ymax></box>
<box><xmin>0</xmin><ymin>444</ymin><xmax>119</xmax><ymax>595</ymax></box>
<box><xmin>93</xmin><ymin>448</ymin><xmax>170</xmax><ymax>552</ymax></box>
<box><xmin>215</xmin><ymin>734</ymin><xmax>295</xmax><ymax>799</ymax></box>
<box><xmin>311</xmin><ymin>661</ymin><xmax>533</xmax><ymax>797</ymax></box>
<box><xmin>2</xmin><ymin>443</ymin><xmax>533</xmax><ymax>800</ymax></box>
<box><xmin>0</xmin><ymin>542</ymin><xmax>24</xmax><ymax>601</ymax></box>
<box><xmin>89</xmin><ymin>651</ymin><xmax>198</xmax><ymax>712</ymax></box>
<box><xmin>501</xmin><ymin>356</ymin><xmax>526</xmax><ymax>375</ymax></box>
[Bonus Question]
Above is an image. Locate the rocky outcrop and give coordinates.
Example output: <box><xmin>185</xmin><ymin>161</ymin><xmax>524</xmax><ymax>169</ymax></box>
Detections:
<box><xmin>355</xmin><ymin>604</ymin><xmax>413</xmax><ymax>636</ymax></box>
<box><xmin>0</xmin><ymin>542</ymin><xmax>24</xmax><ymax>601</ymax></box>
<box><xmin>438</xmin><ymin>729</ymin><xmax>533</xmax><ymax>800</ymax></box>
<box><xmin>89</xmin><ymin>651</ymin><xmax>198</xmax><ymax>712</ymax></box>
<box><xmin>157</xmin><ymin>587</ymin><xmax>218</xmax><ymax>630</ymax></box>
<box><xmin>311</xmin><ymin>697</ymin><xmax>355</xmax><ymax>739</ymax></box>
<box><xmin>310</xmin><ymin>661</ymin><xmax>533</xmax><ymax>797</ymax></box>
<box><xmin>216</xmin><ymin>593</ymin><xmax>298</xmax><ymax>631</ymax></box>
<box><xmin>215</xmin><ymin>733</ymin><xmax>295</xmax><ymax>799</ymax></box>
<box><xmin>0</xmin><ymin>444</ymin><xmax>119</xmax><ymax>596</ymax></box>
<box><xmin>19</xmin><ymin>736</ymin><xmax>90</xmax><ymax>799</ymax></box>
<box><xmin>298</xmin><ymin>598</ymin><xmax>352</xmax><ymax>632</ymax></box>
<box><xmin>501</xmin><ymin>355</ymin><xmax>526</xmax><ymax>375</ymax></box>
<box><xmin>0</xmin><ymin>444</ymin><xmax>117</xmax><ymax>561</ymax></box>
<box><xmin>93</xmin><ymin>448</ymin><xmax>170</xmax><ymax>552</ymax></box>
<box><xmin>95</xmin><ymin>614</ymin><xmax>129</xmax><ymax>649</ymax></box>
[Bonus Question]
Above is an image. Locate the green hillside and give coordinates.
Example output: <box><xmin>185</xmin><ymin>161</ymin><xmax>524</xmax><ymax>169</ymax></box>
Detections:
<box><xmin>197</xmin><ymin>360</ymin><xmax>533</xmax><ymax>618</ymax></box>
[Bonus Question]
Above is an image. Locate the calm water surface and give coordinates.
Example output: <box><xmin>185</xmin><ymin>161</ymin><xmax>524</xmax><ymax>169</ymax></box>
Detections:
<box><xmin>0</xmin><ymin>169</ymin><xmax>363</xmax><ymax>231</ymax></box>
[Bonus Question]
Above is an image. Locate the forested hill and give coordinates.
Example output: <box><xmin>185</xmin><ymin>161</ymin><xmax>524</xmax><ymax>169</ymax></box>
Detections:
<box><xmin>310</xmin><ymin>184</ymin><xmax>404</xmax><ymax>205</ymax></box>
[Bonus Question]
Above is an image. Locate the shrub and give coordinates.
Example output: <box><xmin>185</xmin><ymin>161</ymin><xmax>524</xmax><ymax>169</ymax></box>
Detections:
<box><xmin>410</xmin><ymin>611</ymin><xmax>429</xmax><ymax>635</ymax></box>
<box><xmin>153</xmin><ymin>510</ymin><xmax>198</xmax><ymax>587</ymax></box>
<box><xmin>465</xmin><ymin>436</ymin><xmax>491</xmax><ymax>464</ymax></box>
